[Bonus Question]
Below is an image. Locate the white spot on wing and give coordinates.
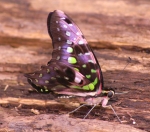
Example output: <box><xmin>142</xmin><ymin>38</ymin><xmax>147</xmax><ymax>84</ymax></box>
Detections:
<box><xmin>63</xmin><ymin>25</ymin><xmax>67</xmax><ymax>28</ymax></box>
<box><xmin>67</xmin><ymin>40</ymin><xmax>72</xmax><ymax>44</ymax></box>
<box><xmin>56</xmin><ymin>21</ymin><xmax>58</xmax><ymax>23</ymax></box>
<box><xmin>57</xmin><ymin>28</ymin><xmax>60</xmax><ymax>31</ymax></box>
<box><xmin>56</xmin><ymin>56</ymin><xmax>60</xmax><ymax>60</ymax></box>
<box><xmin>85</xmin><ymin>52</ymin><xmax>90</xmax><ymax>55</ymax></box>
<box><xmin>88</xmin><ymin>60</ymin><xmax>94</xmax><ymax>63</ymax></box>
<box><xmin>76</xmin><ymin>32</ymin><xmax>80</xmax><ymax>35</ymax></box>
<box><xmin>78</xmin><ymin>40</ymin><xmax>84</xmax><ymax>44</ymax></box>
<box><xmin>74</xmin><ymin>77</ymin><xmax>81</xmax><ymax>84</ymax></box>
<box><xmin>78</xmin><ymin>53</ymin><xmax>83</xmax><ymax>56</ymax></box>
<box><xmin>61</xmin><ymin>17</ymin><xmax>65</xmax><ymax>20</ymax></box>
<box><xmin>58</xmin><ymin>37</ymin><xmax>61</xmax><ymax>41</ymax></box>
<box><xmin>69</xmin><ymin>24</ymin><xmax>73</xmax><ymax>26</ymax></box>
<box><xmin>64</xmin><ymin>77</ymin><xmax>69</xmax><ymax>80</ymax></box>
<box><xmin>66</xmin><ymin>31</ymin><xmax>71</xmax><ymax>36</ymax></box>
<box><xmin>58</xmin><ymin>46</ymin><xmax>61</xmax><ymax>50</ymax></box>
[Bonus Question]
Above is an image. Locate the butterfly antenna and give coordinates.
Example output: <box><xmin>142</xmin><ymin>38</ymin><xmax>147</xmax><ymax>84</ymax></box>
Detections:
<box><xmin>123</xmin><ymin>57</ymin><xmax>131</xmax><ymax>70</ymax></box>
<box><xmin>114</xmin><ymin>57</ymin><xmax>131</xmax><ymax>81</ymax></box>
<box><xmin>109</xmin><ymin>105</ymin><xmax>122</xmax><ymax>123</ymax></box>
<box><xmin>115</xmin><ymin>91</ymin><xmax>128</xmax><ymax>94</ymax></box>
<box><xmin>114</xmin><ymin>57</ymin><xmax>132</xmax><ymax>94</ymax></box>
<box><xmin>69</xmin><ymin>104</ymin><xmax>87</xmax><ymax>114</ymax></box>
<box><xmin>83</xmin><ymin>104</ymin><xmax>96</xmax><ymax>119</ymax></box>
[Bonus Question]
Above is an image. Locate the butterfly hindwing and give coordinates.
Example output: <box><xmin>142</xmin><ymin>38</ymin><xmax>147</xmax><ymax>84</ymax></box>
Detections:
<box><xmin>24</xmin><ymin>61</ymin><xmax>59</xmax><ymax>93</ymax></box>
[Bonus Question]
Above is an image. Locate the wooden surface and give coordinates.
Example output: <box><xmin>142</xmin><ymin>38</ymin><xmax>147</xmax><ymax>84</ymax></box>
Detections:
<box><xmin>0</xmin><ymin>0</ymin><xmax>150</xmax><ymax>132</ymax></box>
<box><xmin>0</xmin><ymin>112</ymin><xmax>145</xmax><ymax>132</ymax></box>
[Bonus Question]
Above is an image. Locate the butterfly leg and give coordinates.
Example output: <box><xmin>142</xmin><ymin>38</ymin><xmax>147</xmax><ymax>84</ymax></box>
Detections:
<box><xmin>104</xmin><ymin>105</ymin><xmax>122</xmax><ymax>123</ymax></box>
<box><xmin>69</xmin><ymin>104</ymin><xmax>97</xmax><ymax>119</ymax></box>
<box><xmin>83</xmin><ymin>104</ymin><xmax>96</xmax><ymax>119</ymax></box>
<box><xmin>102</xmin><ymin>97</ymin><xmax>122</xmax><ymax>123</ymax></box>
<box><xmin>68</xmin><ymin>104</ymin><xmax>87</xmax><ymax>114</ymax></box>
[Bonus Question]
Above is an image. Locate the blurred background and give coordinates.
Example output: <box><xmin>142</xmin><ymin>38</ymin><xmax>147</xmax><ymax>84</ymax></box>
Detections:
<box><xmin>0</xmin><ymin>0</ymin><xmax>150</xmax><ymax>46</ymax></box>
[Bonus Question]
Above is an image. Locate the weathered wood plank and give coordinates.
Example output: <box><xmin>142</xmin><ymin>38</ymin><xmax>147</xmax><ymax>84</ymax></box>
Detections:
<box><xmin>0</xmin><ymin>112</ymin><xmax>146</xmax><ymax>132</ymax></box>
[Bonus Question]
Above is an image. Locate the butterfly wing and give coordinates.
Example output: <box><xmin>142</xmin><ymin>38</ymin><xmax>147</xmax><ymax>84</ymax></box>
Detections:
<box><xmin>25</xmin><ymin>10</ymin><xmax>103</xmax><ymax>96</ymax></box>
<box><xmin>48</xmin><ymin>10</ymin><xmax>104</xmax><ymax>94</ymax></box>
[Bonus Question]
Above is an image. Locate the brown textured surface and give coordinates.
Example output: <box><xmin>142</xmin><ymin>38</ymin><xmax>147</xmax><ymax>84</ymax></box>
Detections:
<box><xmin>0</xmin><ymin>0</ymin><xmax>150</xmax><ymax>132</ymax></box>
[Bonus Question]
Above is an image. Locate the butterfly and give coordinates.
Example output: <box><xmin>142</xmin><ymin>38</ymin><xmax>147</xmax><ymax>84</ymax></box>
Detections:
<box><xmin>25</xmin><ymin>10</ymin><xmax>121</xmax><ymax>122</ymax></box>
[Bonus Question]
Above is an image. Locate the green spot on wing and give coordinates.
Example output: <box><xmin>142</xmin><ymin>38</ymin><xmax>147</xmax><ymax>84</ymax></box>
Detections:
<box><xmin>93</xmin><ymin>77</ymin><xmax>98</xmax><ymax>85</ymax></box>
<box><xmin>101</xmin><ymin>90</ymin><xmax>108</xmax><ymax>94</ymax></box>
<box><xmin>86</xmin><ymin>75</ymin><xmax>91</xmax><ymax>78</ymax></box>
<box><xmin>82</xmin><ymin>83</ymin><xmax>95</xmax><ymax>91</ymax></box>
<box><xmin>51</xmin><ymin>77</ymin><xmax>56</xmax><ymax>80</ymax></box>
<box><xmin>82</xmin><ymin>64</ymin><xmax>86</xmax><ymax>68</ymax></box>
<box><xmin>83</xmin><ymin>85</ymin><xmax>89</xmax><ymax>90</ymax></box>
<box><xmin>70</xmin><ymin>85</ymin><xmax>82</xmax><ymax>89</ymax></box>
<box><xmin>74</xmin><ymin>68</ymin><xmax>79</xmax><ymax>71</ymax></box>
<box><xmin>44</xmin><ymin>86</ymin><xmax>49</xmax><ymax>92</ymax></box>
<box><xmin>47</xmin><ymin>69</ymin><xmax>50</xmax><ymax>73</ymax></box>
<box><xmin>35</xmin><ymin>84</ymin><xmax>40</xmax><ymax>87</ymax></box>
<box><xmin>54</xmin><ymin>67</ymin><xmax>58</xmax><ymax>71</ymax></box>
<box><xmin>68</xmin><ymin>57</ymin><xmax>77</xmax><ymax>64</ymax></box>
<box><xmin>44</xmin><ymin>86</ymin><xmax>48</xmax><ymax>89</ymax></box>
<box><xmin>45</xmin><ymin>80</ymin><xmax>49</xmax><ymax>83</ymax></box>
<box><xmin>88</xmin><ymin>83</ymin><xmax>95</xmax><ymax>90</ymax></box>
<box><xmin>67</xmin><ymin>47</ymin><xmax>73</xmax><ymax>53</ymax></box>
<box><xmin>39</xmin><ymin>74</ymin><xmax>42</xmax><ymax>77</ymax></box>
<box><xmin>91</xmin><ymin>69</ymin><xmax>96</xmax><ymax>73</ymax></box>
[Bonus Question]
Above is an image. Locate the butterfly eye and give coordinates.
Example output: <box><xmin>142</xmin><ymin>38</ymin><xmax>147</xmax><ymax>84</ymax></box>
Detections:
<box><xmin>107</xmin><ymin>90</ymin><xmax>115</xmax><ymax>98</ymax></box>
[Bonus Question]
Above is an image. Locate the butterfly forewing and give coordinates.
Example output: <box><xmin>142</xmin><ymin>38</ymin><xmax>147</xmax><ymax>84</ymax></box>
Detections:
<box><xmin>47</xmin><ymin>10</ymin><xmax>103</xmax><ymax>93</ymax></box>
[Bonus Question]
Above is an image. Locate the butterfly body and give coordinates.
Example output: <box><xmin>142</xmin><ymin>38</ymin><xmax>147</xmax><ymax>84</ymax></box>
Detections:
<box><xmin>25</xmin><ymin>10</ymin><xmax>118</xmax><ymax>120</ymax></box>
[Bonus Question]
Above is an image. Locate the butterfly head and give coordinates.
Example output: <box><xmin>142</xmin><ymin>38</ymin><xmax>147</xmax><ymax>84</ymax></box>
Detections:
<box><xmin>83</xmin><ymin>89</ymin><xmax>115</xmax><ymax>106</ymax></box>
<box><xmin>101</xmin><ymin>89</ymin><xmax>115</xmax><ymax>99</ymax></box>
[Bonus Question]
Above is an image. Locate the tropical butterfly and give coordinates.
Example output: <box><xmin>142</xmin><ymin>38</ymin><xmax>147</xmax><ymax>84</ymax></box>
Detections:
<box><xmin>25</xmin><ymin>10</ymin><xmax>121</xmax><ymax>122</ymax></box>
